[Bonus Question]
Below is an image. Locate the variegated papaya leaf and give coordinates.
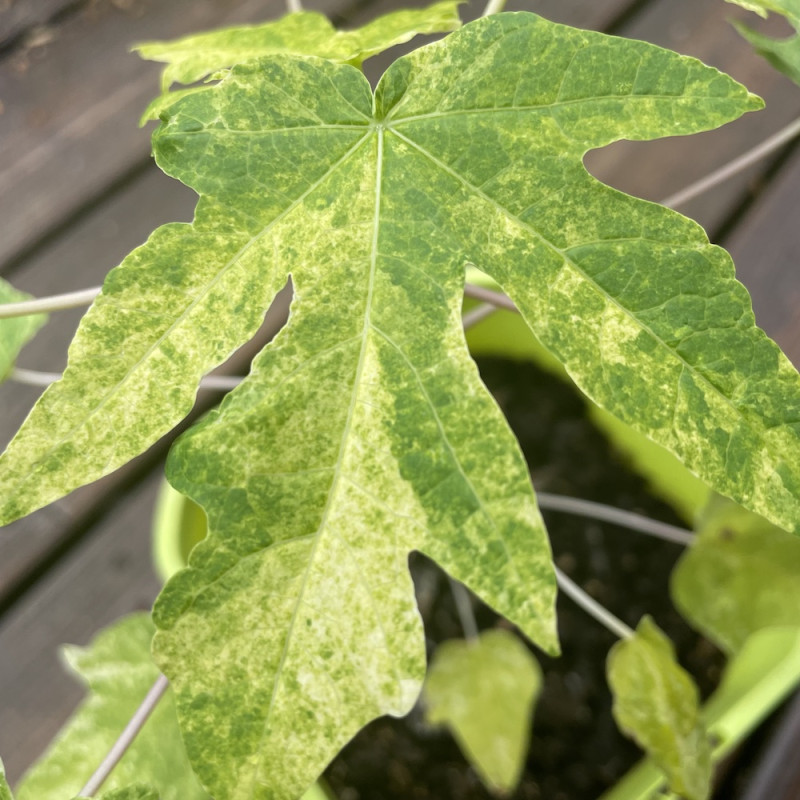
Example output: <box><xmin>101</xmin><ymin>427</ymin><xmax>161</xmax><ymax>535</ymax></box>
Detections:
<box><xmin>107</xmin><ymin>14</ymin><xmax>791</xmax><ymax>800</ymax></box>
<box><xmin>671</xmin><ymin>496</ymin><xmax>800</xmax><ymax>654</ymax></box>
<box><xmin>423</xmin><ymin>629</ymin><xmax>541</xmax><ymax>794</ymax></box>
<box><xmin>726</xmin><ymin>0</ymin><xmax>800</xmax><ymax>85</ymax></box>
<box><xmin>16</xmin><ymin>614</ymin><xmax>207</xmax><ymax>800</ymax></box>
<box><xmin>136</xmin><ymin>2</ymin><xmax>462</xmax><ymax>121</ymax></box>
<box><xmin>0</xmin><ymin>279</ymin><xmax>46</xmax><ymax>384</ymax></box>
<box><xmin>607</xmin><ymin>617</ymin><xmax>713</xmax><ymax>800</ymax></box>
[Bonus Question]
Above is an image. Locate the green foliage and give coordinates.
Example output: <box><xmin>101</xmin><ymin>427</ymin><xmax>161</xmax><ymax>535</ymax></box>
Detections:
<box><xmin>672</xmin><ymin>496</ymin><xmax>800</xmax><ymax>654</ymax></box>
<box><xmin>603</xmin><ymin>626</ymin><xmax>800</xmax><ymax>800</ymax></box>
<box><xmin>137</xmin><ymin>1</ymin><xmax>461</xmax><ymax>89</ymax></box>
<box><xmin>423</xmin><ymin>629</ymin><xmax>542</xmax><ymax>794</ymax></box>
<box><xmin>727</xmin><ymin>0</ymin><xmax>800</xmax><ymax>85</ymax></box>
<box><xmin>93</xmin><ymin>786</ymin><xmax>160</xmax><ymax>800</ymax></box>
<box><xmin>607</xmin><ymin>617</ymin><xmax>712</xmax><ymax>800</ymax></box>
<box><xmin>0</xmin><ymin>759</ymin><xmax>12</xmax><ymax>800</ymax></box>
<box><xmin>16</xmin><ymin>614</ymin><xmax>207</xmax><ymax>800</ymax></box>
<box><xmin>0</xmin><ymin>279</ymin><xmax>46</xmax><ymax>383</ymax></box>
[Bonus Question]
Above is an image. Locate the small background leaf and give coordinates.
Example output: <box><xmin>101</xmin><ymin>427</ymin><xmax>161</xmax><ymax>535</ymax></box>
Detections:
<box><xmin>726</xmin><ymin>0</ymin><xmax>800</xmax><ymax>85</ymax></box>
<box><xmin>602</xmin><ymin>626</ymin><xmax>800</xmax><ymax>800</ymax></box>
<box><xmin>136</xmin><ymin>1</ymin><xmax>461</xmax><ymax>120</ymax></box>
<box><xmin>17</xmin><ymin>614</ymin><xmax>208</xmax><ymax>800</ymax></box>
<box><xmin>423</xmin><ymin>629</ymin><xmax>542</xmax><ymax>794</ymax></box>
<box><xmin>607</xmin><ymin>617</ymin><xmax>712</xmax><ymax>800</ymax></box>
<box><xmin>0</xmin><ymin>759</ymin><xmax>13</xmax><ymax>800</ymax></box>
<box><xmin>671</xmin><ymin>496</ymin><xmax>800</xmax><ymax>654</ymax></box>
<box><xmin>0</xmin><ymin>279</ymin><xmax>46</xmax><ymax>384</ymax></box>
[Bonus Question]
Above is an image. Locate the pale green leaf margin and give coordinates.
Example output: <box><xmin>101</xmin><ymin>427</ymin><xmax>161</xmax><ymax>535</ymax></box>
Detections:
<box><xmin>726</xmin><ymin>0</ymin><xmax>800</xmax><ymax>85</ymax></box>
<box><xmin>0</xmin><ymin>279</ymin><xmax>46</xmax><ymax>384</ymax></box>
<box><xmin>607</xmin><ymin>617</ymin><xmax>712</xmax><ymax>800</ymax></box>
<box><xmin>16</xmin><ymin>613</ymin><xmax>207</xmax><ymax>800</ymax></box>
<box><xmin>136</xmin><ymin>1</ymin><xmax>462</xmax><ymax>121</ymax></box>
<box><xmin>423</xmin><ymin>629</ymin><xmax>542</xmax><ymax>794</ymax></box>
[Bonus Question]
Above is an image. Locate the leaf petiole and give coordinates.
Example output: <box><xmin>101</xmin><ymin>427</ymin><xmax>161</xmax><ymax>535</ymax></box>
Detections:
<box><xmin>555</xmin><ymin>567</ymin><xmax>635</xmax><ymax>640</ymax></box>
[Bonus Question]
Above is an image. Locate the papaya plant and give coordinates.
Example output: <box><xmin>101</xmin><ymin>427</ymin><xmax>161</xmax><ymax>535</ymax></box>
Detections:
<box><xmin>2</xmin><ymin>1</ymin><xmax>800</xmax><ymax>798</ymax></box>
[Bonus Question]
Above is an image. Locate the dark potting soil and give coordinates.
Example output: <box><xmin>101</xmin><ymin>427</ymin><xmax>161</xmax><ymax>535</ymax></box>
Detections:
<box><xmin>325</xmin><ymin>357</ymin><xmax>727</xmax><ymax>800</ymax></box>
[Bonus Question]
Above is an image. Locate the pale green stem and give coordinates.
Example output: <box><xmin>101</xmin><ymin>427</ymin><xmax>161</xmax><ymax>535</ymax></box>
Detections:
<box><xmin>481</xmin><ymin>0</ymin><xmax>507</xmax><ymax>16</ymax></box>
<box><xmin>463</xmin><ymin>282</ymin><xmax>516</xmax><ymax>312</ymax></box>
<box><xmin>661</xmin><ymin>115</ymin><xmax>800</xmax><ymax>209</ymax></box>
<box><xmin>448</xmin><ymin>578</ymin><xmax>480</xmax><ymax>640</ymax></box>
<box><xmin>9</xmin><ymin>366</ymin><xmax>242</xmax><ymax>391</ymax></box>
<box><xmin>462</xmin><ymin>301</ymin><xmax>497</xmax><ymax>330</ymax></box>
<box><xmin>287</xmin><ymin>0</ymin><xmax>303</xmax><ymax>12</ymax></box>
<box><xmin>79</xmin><ymin>674</ymin><xmax>170</xmax><ymax>797</ymax></box>
<box><xmin>0</xmin><ymin>286</ymin><xmax>101</xmax><ymax>318</ymax></box>
<box><xmin>537</xmin><ymin>492</ymin><xmax>694</xmax><ymax>546</ymax></box>
<box><xmin>555</xmin><ymin>566</ymin><xmax>634</xmax><ymax>639</ymax></box>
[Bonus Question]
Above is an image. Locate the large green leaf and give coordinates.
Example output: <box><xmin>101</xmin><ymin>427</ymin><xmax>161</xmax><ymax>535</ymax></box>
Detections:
<box><xmin>3</xmin><ymin>13</ymin><xmax>794</xmax><ymax>536</ymax></box>
<box><xmin>727</xmin><ymin>0</ymin><xmax>800</xmax><ymax>85</ymax></box>
<box><xmin>607</xmin><ymin>617</ymin><xmax>713</xmax><ymax>800</ymax></box>
<box><xmin>16</xmin><ymin>614</ymin><xmax>207</xmax><ymax>800</ymax></box>
<box><xmin>671</xmin><ymin>497</ymin><xmax>800</xmax><ymax>654</ymax></box>
<box><xmin>0</xmin><ymin>279</ymin><xmax>46</xmax><ymax>384</ymax></box>
<box><xmin>423</xmin><ymin>629</ymin><xmax>541</xmax><ymax>794</ymax></box>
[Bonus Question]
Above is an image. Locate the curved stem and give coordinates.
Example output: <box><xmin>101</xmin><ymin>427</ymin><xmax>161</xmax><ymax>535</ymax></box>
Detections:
<box><xmin>448</xmin><ymin>578</ymin><xmax>480</xmax><ymax>640</ymax></box>
<box><xmin>481</xmin><ymin>0</ymin><xmax>506</xmax><ymax>16</ymax></box>
<box><xmin>0</xmin><ymin>286</ymin><xmax>101</xmax><ymax>319</ymax></box>
<box><xmin>462</xmin><ymin>301</ymin><xmax>497</xmax><ymax>330</ymax></box>
<box><xmin>8</xmin><ymin>366</ymin><xmax>243</xmax><ymax>391</ymax></box>
<box><xmin>660</xmin><ymin>115</ymin><xmax>800</xmax><ymax>209</ymax></box>
<box><xmin>555</xmin><ymin>566</ymin><xmax>634</xmax><ymax>640</ymax></box>
<box><xmin>537</xmin><ymin>491</ymin><xmax>694</xmax><ymax>546</ymax></box>
<box><xmin>463</xmin><ymin>282</ymin><xmax>517</xmax><ymax>313</ymax></box>
<box><xmin>79</xmin><ymin>674</ymin><xmax>170</xmax><ymax>797</ymax></box>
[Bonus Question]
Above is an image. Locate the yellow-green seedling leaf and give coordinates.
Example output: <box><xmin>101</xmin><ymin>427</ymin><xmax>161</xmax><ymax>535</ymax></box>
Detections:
<box><xmin>607</xmin><ymin>617</ymin><xmax>713</xmax><ymax>800</ymax></box>
<box><xmin>0</xmin><ymin>278</ymin><xmax>46</xmax><ymax>384</ymax></box>
<box><xmin>671</xmin><ymin>496</ymin><xmax>800</xmax><ymax>654</ymax></box>
<box><xmin>0</xmin><ymin>759</ymin><xmax>13</xmax><ymax>800</ymax></box>
<box><xmin>727</xmin><ymin>1</ymin><xmax>800</xmax><ymax>85</ymax></box>
<box><xmin>601</xmin><ymin>625</ymin><xmax>800</xmax><ymax>800</ymax></box>
<box><xmin>423</xmin><ymin>629</ymin><xmax>541</xmax><ymax>794</ymax></box>
<box><xmin>17</xmin><ymin>613</ymin><xmax>208</xmax><ymax>800</ymax></box>
<box><xmin>136</xmin><ymin>2</ymin><xmax>461</xmax><ymax>120</ymax></box>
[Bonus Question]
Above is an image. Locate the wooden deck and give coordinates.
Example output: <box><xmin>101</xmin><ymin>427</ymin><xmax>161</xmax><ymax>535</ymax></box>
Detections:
<box><xmin>1</xmin><ymin>0</ymin><xmax>799</xmax><ymax>792</ymax></box>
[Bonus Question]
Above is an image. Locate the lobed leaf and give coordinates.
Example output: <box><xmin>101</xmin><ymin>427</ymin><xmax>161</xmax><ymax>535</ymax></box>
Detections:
<box><xmin>671</xmin><ymin>497</ymin><xmax>800</xmax><ymax>654</ymax></box>
<box><xmin>423</xmin><ymin>629</ymin><xmax>542</xmax><ymax>794</ymax></box>
<box><xmin>607</xmin><ymin>617</ymin><xmax>713</xmax><ymax>800</ymax></box>
<box><xmin>16</xmin><ymin>614</ymin><xmax>207</xmax><ymax>800</ymax></box>
<box><xmin>727</xmin><ymin>0</ymin><xmax>800</xmax><ymax>85</ymax></box>
<box><xmin>132</xmin><ymin>14</ymin><xmax>784</xmax><ymax>800</ymax></box>
<box><xmin>0</xmin><ymin>279</ymin><xmax>46</xmax><ymax>384</ymax></box>
<box><xmin>136</xmin><ymin>1</ymin><xmax>462</xmax><ymax>121</ymax></box>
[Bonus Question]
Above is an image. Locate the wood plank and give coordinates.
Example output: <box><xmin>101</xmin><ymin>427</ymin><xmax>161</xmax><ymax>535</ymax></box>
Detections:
<box><xmin>723</xmin><ymin>146</ymin><xmax>800</xmax><ymax>367</ymax></box>
<box><xmin>584</xmin><ymin>0</ymin><xmax>799</xmax><ymax>236</ymax></box>
<box><xmin>0</xmin><ymin>0</ymin><xmax>344</xmax><ymax>272</ymax></box>
<box><xmin>0</xmin><ymin>0</ymin><xmax>74</xmax><ymax>48</ymax></box>
<box><xmin>0</xmin><ymin>472</ymin><xmax>163</xmax><ymax>786</ymax></box>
